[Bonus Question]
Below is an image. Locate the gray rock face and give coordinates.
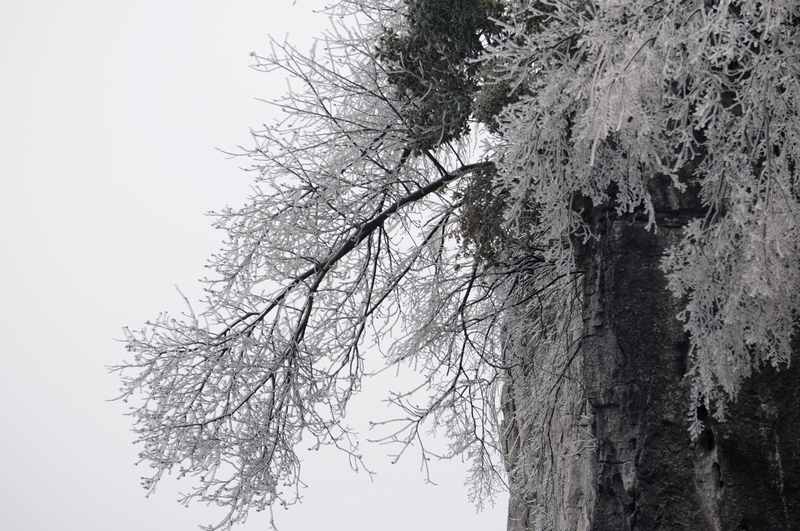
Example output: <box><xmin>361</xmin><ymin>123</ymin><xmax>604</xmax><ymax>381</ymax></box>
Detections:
<box><xmin>504</xmin><ymin>198</ymin><xmax>800</xmax><ymax>530</ymax></box>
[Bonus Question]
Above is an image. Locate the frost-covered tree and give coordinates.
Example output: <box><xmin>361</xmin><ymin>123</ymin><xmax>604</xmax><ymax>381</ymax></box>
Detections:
<box><xmin>115</xmin><ymin>2</ymin><xmax>518</xmax><ymax>529</ymax></box>
<box><xmin>491</xmin><ymin>0</ymin><xmax>800</xmax><ymax>429</ymax></box>
<box><xmin>115</xmin><ymin>1</ymin><xmax>800</xmax><ymax>529</ymax></box>
<box><xmin>488</xmin><ymin>1</ymin><xmax>800</xmax><ymax>528</ymax></box>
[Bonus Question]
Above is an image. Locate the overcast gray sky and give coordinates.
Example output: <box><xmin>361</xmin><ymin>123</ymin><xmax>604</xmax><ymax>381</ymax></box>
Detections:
<box><xmin>1</xmin><ymin>1</ymin><xmax>507</xmax><ymax>530</ymax></box>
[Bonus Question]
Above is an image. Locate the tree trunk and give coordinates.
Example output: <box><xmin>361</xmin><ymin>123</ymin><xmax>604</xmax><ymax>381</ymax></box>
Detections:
<box><xmin>505</xmin><ymin>183</ymin><xmax>800</xmax><ymax>530</ymax></box>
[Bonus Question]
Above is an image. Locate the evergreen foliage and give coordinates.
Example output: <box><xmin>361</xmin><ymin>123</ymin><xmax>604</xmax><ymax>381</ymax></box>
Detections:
<box><xmin>377</xmin><ymin>0</ymin><xmax>505</xmax><ymax>150</ymax></box>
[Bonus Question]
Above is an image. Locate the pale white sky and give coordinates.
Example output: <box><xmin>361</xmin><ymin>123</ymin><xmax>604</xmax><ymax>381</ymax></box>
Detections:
<box><xmin>0</xmin><ymin>1</ymin><xmax>507</xmax><ymax>530</ymax></box>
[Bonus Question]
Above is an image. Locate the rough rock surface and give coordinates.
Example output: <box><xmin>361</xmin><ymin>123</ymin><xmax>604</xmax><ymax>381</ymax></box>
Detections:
<box><xmin>505</xmin><ymin>190</ymin><xmax>800</xmax><ymax>530</ymax></box>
